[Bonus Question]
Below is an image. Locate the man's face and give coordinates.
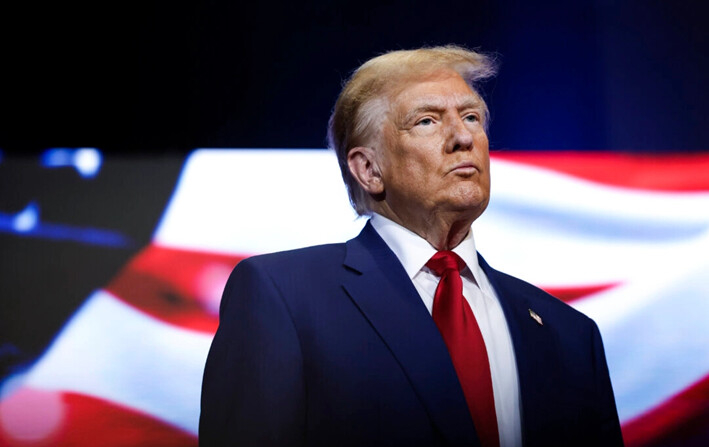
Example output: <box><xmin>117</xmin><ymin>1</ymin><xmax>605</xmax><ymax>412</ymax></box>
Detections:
<box><xmin>376</xmin><ymin>70</ymin><xmax>491</xmax><ymax>223</ymax></box>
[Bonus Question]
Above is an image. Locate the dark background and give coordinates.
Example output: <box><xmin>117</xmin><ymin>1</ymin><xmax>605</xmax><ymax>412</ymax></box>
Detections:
<box><xmin>1</xmin><ymin>0</ymin><xmax>707</xmax><ymax>155</ymax></box>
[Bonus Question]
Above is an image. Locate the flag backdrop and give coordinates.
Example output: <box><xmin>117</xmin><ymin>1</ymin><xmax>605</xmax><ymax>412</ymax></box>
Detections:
<box><xmin>1</xmin><ymin>149</ymin><xmax>708</xmax><ymax>446</ymax></box>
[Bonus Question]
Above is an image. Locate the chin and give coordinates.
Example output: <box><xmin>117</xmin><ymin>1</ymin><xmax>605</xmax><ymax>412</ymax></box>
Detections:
<box><xmin>451</xmin><ymin>185</ymin><xmax>489</xmax><ymax>211</ymax></box>
<box><xmin>445</xmin><ymin>199</ymin><xmax>488</xmax><ymax>221</ymax></box>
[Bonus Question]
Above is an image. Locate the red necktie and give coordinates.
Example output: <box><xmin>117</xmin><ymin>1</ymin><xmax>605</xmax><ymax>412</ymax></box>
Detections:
<box><xmin>427</xmin><ymin>251</ymin><xmax>499</xmax><ymax>447</ymax></box>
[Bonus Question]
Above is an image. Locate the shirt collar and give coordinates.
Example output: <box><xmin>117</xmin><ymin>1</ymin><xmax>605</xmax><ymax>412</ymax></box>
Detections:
<box><xmin>369</xmin><ymin>213</ymin><xmax>482</xmax><ymax>282</ymax></box>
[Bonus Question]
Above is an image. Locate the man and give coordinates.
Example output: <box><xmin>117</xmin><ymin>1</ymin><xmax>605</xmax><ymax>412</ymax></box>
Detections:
<box><xmin>200</xmin><ymin>46</ymin><xmax>624</xmax><ymax>447</ymax></box>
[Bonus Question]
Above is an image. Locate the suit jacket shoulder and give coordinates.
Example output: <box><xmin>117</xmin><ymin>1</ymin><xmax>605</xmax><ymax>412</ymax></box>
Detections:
<box><xmin>482</xmin><ymin>256</ymin><xmax>597</xmax><ymax>331</ymax></box>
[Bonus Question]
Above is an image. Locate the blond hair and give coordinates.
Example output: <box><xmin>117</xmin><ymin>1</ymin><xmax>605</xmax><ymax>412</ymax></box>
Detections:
<box><xmin>327</xmin><ymin>45</ymin><xmax>497</xmax><ymax>215</ymax></box>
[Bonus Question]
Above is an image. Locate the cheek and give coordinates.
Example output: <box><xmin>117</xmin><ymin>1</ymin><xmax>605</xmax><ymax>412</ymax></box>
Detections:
<box><xmin>378</xmin><ymin>152</ymin><xmax>415</xmax><ymax>191</ymax></box>
<box><xmin>389</xmin><ymin>144</ymin><xmax>434</xmax><ymax>176</ymax></box>
<box><xmin>384</xmin><ymin>153</ymin><xmax>436</xmax><ymax>199</ymax></box>
<box><xmin>476</xmin><ymin>130</ymin><xmax>489</xmax><ymax>151</ymax></box>
<box><xmin>476</xmin><ymin>133</ymin><xmax>491</xmax><ymax>170</ymax></box>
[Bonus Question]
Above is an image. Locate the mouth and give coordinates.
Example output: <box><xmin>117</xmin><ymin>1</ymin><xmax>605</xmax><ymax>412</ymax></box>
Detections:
<box><xmin>448</xmin><ymin>162</ymin><xmax>480</xmax><ymax>176</ymax></box>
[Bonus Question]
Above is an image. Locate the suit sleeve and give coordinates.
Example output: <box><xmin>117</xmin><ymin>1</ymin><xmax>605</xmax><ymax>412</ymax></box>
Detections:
<box><xmin>199</xmin><ymin>258</ymin><xmax>306</xmax><ymax>447</ymax></box>
<box><xmin>590</xmin><ymin>321</ymin><xmax>625</xmax><ymax>446</ymax></box>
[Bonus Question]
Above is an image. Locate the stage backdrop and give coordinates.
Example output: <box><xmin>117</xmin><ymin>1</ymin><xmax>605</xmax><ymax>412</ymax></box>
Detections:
<box><xmin>1</xmin><ymin>148</ymin><xmax>709</xmax><ymax>446</ymax></box>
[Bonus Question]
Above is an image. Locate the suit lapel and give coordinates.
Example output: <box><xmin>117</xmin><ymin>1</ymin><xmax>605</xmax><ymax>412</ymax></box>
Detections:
<box><xmin>342</xmin><ymin>222</ymin><xmax>478</xmax><ymax>446</ymax></box>
<box><xmin>478</xmin><ymin>254</ymin><xmax>561</xmax><ymax>447</ymax></box>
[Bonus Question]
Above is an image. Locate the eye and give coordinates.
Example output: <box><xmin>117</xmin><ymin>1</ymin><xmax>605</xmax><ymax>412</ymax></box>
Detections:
<box><xmin>416</xmin><ymin>117</ymin><xmax>434</xmax><ymax>126</ymax></box>
<box><xmin>464</xmin><ymin>114</ymin><xmax>479</xmax><ymax>123</ymax></box>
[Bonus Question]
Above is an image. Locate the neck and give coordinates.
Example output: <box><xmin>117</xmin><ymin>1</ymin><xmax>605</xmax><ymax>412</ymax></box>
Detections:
<box><xmin>374</xmin><ymin>205</ymin><xmax>477</xmax><ymax>251</ymax></box>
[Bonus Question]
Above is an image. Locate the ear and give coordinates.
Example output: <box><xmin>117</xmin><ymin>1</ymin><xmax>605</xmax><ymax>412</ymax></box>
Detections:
<box><xmin>347</xmin><ymin>146</ymin><xmax>385</xmax><ymax>195</ymax></box>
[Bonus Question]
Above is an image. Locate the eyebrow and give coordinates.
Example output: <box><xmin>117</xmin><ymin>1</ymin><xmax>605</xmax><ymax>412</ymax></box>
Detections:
<box><xmin>398</xmin><ymin>96</ymin><xmax>483</xmax><ymax>125</ymax></box>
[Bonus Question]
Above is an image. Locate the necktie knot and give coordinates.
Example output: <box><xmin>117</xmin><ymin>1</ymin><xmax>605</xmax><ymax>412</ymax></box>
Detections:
<box><xmin>426</xmin><ymin>250</ymin><xmax>465</xmax><ymax>276</ymax></box>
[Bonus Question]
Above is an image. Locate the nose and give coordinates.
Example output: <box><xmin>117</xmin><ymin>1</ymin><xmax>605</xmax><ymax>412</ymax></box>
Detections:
<box><xmin>446</xmin><ymin>116</ymin><xmax>474</xmax><ymax>153</ymax></box>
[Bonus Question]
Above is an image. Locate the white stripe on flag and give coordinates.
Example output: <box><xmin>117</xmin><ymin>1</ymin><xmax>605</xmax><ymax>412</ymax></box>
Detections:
<box><xmin>476</xmin><ymin>159</ymin><xmax>709</xmax><ymax>285</ymax></box>
<box><xmin>572</xmin><ymin>229</ymin><xmax>709</xmax><ymax>421</ymax></box>
<box><xmin>17</xmin><ymin>290</ymin><xmax>212</xmax><ymax>434</ymax></box>
<box><xmin>154</xmin><ymin>149</ymin><xmax>366</xmax><ymax>255</ymax></box>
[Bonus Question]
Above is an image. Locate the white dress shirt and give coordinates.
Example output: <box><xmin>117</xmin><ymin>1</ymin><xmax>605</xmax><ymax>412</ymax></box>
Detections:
<box><xmin>370</xmin><ymin>213</ymin><xmax>522</xmax><ymax>447</ymax></box>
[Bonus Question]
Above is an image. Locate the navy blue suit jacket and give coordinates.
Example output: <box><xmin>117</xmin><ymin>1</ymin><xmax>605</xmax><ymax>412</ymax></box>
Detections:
<box><xmin>200</xmin><ymin>222</ymin><xmax>623</xmax><ymax>446</ymax></box>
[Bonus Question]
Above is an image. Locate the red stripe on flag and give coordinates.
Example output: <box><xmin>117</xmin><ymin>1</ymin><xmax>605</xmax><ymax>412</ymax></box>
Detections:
<box><xmin>0</xmin><ymin>388</ymin><xmax>196</xmax><ymax>447</ymax></box>
<box><xmin>491</xmin><ymin>152</ymin><xmax>709</xmax><ymax>192</ymax></box>
<box><xmin>622</xmin><ymin>374</ymin><xmax>709</xmax><ymax>447</ymax></box>
<box><xmin>105</xmin><ymin>244</ymin><xmax>247</xmax><ymax>333</ymax></box>
<box><xmin>541</xmin><ymin>283</ymin><xmax>620</xmax><ymax>303</ymax></box>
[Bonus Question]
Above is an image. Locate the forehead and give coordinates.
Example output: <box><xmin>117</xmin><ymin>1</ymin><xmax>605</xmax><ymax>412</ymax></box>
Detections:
<box><xmin>388</xmin><ymin>70</ymin><xmax>481</xmax><ymax>111</ymax></box>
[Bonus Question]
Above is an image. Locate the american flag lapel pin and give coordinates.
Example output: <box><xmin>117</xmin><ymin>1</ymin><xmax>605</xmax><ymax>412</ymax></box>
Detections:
<box><xmin>528</xmin><ymin>309</ymin><xmax>543</xmax><ymax>326</ymax></box>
